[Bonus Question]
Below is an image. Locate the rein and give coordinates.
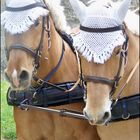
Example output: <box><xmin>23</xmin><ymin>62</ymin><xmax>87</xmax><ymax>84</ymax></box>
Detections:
<box><xmin>112</xmin><ymin>60</ymin><xmax>139</xmax><ymax>106</ymax></box>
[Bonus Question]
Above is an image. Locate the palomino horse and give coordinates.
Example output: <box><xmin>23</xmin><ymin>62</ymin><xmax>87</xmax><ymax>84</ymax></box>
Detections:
<box><xmin>70</xmin><ymin>0</ymin><xmax>139</xmax><ymax>140</ymax></box>
<box><xmin>1</xmin><ymin>0</ymin><xmax>100</xmax><ymax>140</ymax></box>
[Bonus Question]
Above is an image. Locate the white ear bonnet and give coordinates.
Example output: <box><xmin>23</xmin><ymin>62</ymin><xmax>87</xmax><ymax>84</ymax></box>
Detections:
<box><xmin>1</xmin><ymin>0</ymin><xmax>49</xmax><ymax>34</ymax></box>
<box><xmin>70</xmin><ymin>0</ymin><xmax>131</xmax><ymax>63</ymax></box>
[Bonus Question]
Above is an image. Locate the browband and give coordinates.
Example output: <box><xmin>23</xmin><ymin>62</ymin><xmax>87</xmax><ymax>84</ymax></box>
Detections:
<box><xmin>80</xmin><ymin>25</ymin><xmax>124</xmax><ymax>33</ymax></box>
<box><xmin>5</xmin><ymin>2</ymin><xmax>47</xmax><ymax>12</ymax></box>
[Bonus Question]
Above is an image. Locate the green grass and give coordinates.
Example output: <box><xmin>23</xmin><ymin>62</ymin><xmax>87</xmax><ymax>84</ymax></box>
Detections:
<box><xmin>1</xmin><ymin>81</ymin><xmax>16</xmax><ymax>140</ymax></box>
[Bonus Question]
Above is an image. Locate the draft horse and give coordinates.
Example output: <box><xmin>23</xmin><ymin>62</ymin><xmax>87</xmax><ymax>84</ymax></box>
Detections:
<box><xmin>69</xmin><ymin>0</ymin><xmax>139</xmax><ymax>140</ymax></box>
<box><xmin>1</xmin><ymin>0</ymin><xmax>99</xmax><ymax>140</ymax></box>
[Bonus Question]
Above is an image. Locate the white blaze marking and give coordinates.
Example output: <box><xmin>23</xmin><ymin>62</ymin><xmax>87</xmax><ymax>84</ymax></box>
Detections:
<box><xmin>12</xmin><ymin>69</ymin><xmax>19</xmax><ymax>87</ymax></box>
<box><xmin>12</xmin><ymin>69</ymin><xmax>17</xmax><ymax>79</ymax></box>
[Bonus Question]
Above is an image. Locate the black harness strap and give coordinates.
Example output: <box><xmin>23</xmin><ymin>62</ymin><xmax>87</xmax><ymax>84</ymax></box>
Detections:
<box><xmin>7</xmin><ymin>82</ymin><xmax>84</xmax><ymax>107</ymax></box>
<box><xmin>44</xmin><ymin>42</ymin><xmax>65</xmax><ymax>82</ymax></box>
<box><xmin>57</xmin><ymin>30</ymin><xmax>75</xmax><ymax>54</ymax></box>
<box><xmin>111</xmin><ymin>94</ymin><xmax>140</xmax><ymax>122</ymax></box>
<box><xmin>7</xmin><ymin>86</ymin><xmax>140</xmax><ymax>122</ymax></box>
<box><xmin>80</xmin><ymin>25</ymin><xmax>124</xmax><ymax>33</ymax></box>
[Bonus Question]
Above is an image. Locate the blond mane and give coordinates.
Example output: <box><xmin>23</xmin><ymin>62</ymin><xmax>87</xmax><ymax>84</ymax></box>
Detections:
<box><xmin>44</xmin><ymin>0</ymin><xmax>70</xmax><ymax>33</ymax></box>
<box><xmin>124</xmin><ymin>9</ymin><xmax>139</xmax><ymax>36</ymax></box>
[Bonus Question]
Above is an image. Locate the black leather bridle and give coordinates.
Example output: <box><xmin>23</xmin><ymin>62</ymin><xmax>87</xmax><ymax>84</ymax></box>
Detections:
<box><xmin>5</xmin><ymin>2</ymin><xmax>65</xmax><ymax>87</ymax></box>
<box><xmin>5</xmin><ymin>2</ymin><xmax>50</xmax><ymax>70</ymax></box>
<box><xmin>6</xmin><ymin>17</ymin><xmax>47</xmax><ymax>70</ymax></box>
<box><xmin>5</xmin><ymin>1</ymin><xmax>86</xmax><ymax>120</ymax></box>
<box><xmin>80</xmin><ymin>24</ymin><xmax>129</xmax><ymax>102</ymax></box>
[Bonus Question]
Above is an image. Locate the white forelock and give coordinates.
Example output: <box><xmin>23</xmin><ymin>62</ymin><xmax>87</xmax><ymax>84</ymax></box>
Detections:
<box><xmin>44</xmin><ymin>0</ymin><xmax>70</xmax><ymax>33</ymax></box>
<box><xmin>125</xmin><ymin>10</ymin><xmax>139</xmax><ymax>36</ymax></box>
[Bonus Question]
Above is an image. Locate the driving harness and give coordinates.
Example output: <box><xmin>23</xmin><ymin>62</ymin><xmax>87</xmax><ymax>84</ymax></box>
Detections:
<box><xmin>5</xmin><ymin>2</ymin><xmax>140</xmax><ymax>123</ymax></box>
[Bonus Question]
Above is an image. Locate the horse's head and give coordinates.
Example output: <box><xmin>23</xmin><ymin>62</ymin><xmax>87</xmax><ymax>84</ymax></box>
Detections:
<box><xmin>70</xmin><ymin>0</ymin><xmax>131</xmax><ymax>125</ymax></box>
<box><xmin>1</xmin><ymin>0</ymin><xmax>49</xmax><ymax>90</ymax></box>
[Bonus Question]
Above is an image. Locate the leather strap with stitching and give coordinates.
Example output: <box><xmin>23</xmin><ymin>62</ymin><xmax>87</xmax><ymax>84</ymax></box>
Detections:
<box><xmin>83</xmin><ymin>75</ymin><xmax>114</xmax><ymax>86</ymax></box>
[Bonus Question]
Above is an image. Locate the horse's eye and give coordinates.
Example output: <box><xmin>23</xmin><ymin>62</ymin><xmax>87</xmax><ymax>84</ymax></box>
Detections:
<box><xmin>34</xmin><ymin>19</ymin><xmax>39</xmax><ymax>27</ymax></box>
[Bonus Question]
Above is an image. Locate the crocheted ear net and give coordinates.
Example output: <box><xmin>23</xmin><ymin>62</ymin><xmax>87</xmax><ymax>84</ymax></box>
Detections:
<box><xmin>1</xmin><ymin>0</ymin><xmax>49</xmax><ymax>34</ymax></box>
<box><xmin>73</xmin><ymin>1</ymin><xmax>126</xmax><ymax>64</ymax></box>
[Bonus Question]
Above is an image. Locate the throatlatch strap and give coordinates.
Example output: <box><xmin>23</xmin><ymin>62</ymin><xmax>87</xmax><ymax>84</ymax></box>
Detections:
<box><xmin>111</xmin><ymin>94</ymin><xmax>140</xmax><ymax>122</ymax></box>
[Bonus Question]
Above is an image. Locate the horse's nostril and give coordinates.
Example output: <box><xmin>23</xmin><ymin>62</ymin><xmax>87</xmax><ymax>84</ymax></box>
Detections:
<box><xmin>19</xmin><ymin>70</ymin><xmax>29</xmax><ymax>81</ymax></box>
<box><xmin>103</xmin><ymin>111</ymin><xmax>110</xmax><ymax>120</ymax></box>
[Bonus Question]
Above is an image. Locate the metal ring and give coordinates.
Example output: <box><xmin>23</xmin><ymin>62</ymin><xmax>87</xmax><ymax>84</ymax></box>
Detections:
<box><xmin>122</xmin><ymin>113</ymin><xmax>130</xmax><ymax>120</ymax></box>
<box><xmin>33</xmin><ymin>92</ymin><xmax>37</xmax><ymax>99</ymax></box>
<box><xmin>7</xmin><ymin>88</ymin><xmax>17</xmax><ymax>100</ymax></box>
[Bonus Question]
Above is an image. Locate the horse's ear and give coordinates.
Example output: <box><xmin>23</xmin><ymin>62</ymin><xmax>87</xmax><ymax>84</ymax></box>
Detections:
<box><xmin>69</xmin><ymin>0</ymin><xmax>86</xmax><ymax>23</ymax></box>
<box><xmin>117</xmin><ymin>0</ymin><xmax>131</xmax><ymax>22</ymax></box>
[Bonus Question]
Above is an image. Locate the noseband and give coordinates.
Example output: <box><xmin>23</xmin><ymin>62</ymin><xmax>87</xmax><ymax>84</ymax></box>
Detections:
<box><xmin>80</xmin><ymin>24</ymin><xmax>129</xmax><ymax>101</ymax></box>
<box><xmin>5</xmin><ymin>2</ymin><xmax>51</xmax><ymax>70</ymax></box>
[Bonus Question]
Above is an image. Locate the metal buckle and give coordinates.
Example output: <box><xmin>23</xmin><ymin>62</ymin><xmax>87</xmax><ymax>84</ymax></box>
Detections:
<box><xmin>32</xmin><ymin>92</ymin><xmax>38</xmax><ymax>104</ymax></box>
<box><xmin>19</xmin><ymin>99</ymin><xmax>29</xmax><ymax>111</ymax></box>
<box><xmin>33</xmin><ymin>92</ymin><xmax>37</xmax><ymax>99</ymax></box>
<box><xmin>37</xmin><ymin>78</ymin><xmax>44</xmax><ymax>85</ymax></box>
<box><xmin>37</xmin><ymin>51</ymin><xmax>42</xmax><ymax>57</ymax></box>
<box><xmin>114</xmin><ymin>80</ymin><xmax>118</xmax><ymax>88</ymax></box>
<box><xmin>121</xmin><ymin>49</ymin><xmax>127</xmax><ymax>58</ymax></box>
